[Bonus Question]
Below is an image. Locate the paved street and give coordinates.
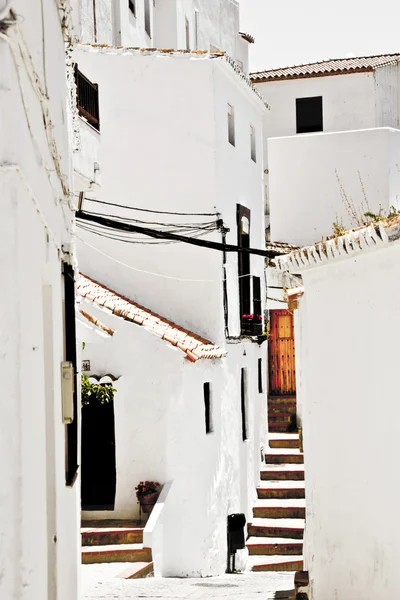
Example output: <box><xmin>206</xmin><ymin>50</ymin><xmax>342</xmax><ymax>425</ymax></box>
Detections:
<box><xmin>82</xmin><ymin>564</ymin><xmax>295</xmax><ymax>599</ymax></box>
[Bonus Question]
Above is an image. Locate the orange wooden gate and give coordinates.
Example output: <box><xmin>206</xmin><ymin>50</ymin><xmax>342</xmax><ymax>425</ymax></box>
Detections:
<box><xmin>268</xmin><ymin>309</ymin><xmax>296</xmax><ymax>395</ymax></box>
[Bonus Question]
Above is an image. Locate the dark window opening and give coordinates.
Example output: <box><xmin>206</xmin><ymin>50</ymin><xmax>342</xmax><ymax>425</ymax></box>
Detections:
<box><xmin>241</xmin><ymin>368</ymin><xmax>248</xmax><ymax>441</ymax></box>
<box><xmin>129</xmin><ymin>0</ymin><xmax>136</xmax><ymax>15</ymax></box>
<box><xmin>258</xmin><ymin>358</ymin><xmax>263</xmax><ymax>393</ymax></box>
<box><xmin>228</xmin><ymin>104</ymin><xmax>235</xmax><ymax>146</ymax></box>
<box><xmin>63</xmin><ymin>263</ymin><xmax>79</xmax><ymax>487</ymax></box>
<box><xmin>296</xmin><ymin>96</ymin><xmax>323</xmax><ymax>134</ymax></box>
<box><xmin>74</xmin><ymin>65</ymin><xmax>100</xmax><ymax>131</ymax></box>
<box><xmin>144</xmin><ymin>0</ymin><xmax>151</xmax><ymax>37</ymax></box>
<box><xmin>203</xmin><ymin>383</ymin><xmax>213</xmax><ymax>434</ymax></box>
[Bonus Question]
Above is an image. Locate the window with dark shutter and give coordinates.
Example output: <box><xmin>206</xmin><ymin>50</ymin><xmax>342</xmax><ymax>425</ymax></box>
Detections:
<box><xmin>241</xmin><ymin>368</ymin><xmax>248</xmax><ymax>441</ymax></box>
<box><xmin>296</xmin><ymin>96</ymin><xmax>323</xmax><ymax>134</ymax></box>
<box><xmin>74</xmin><ymin>65</ymin><xmax>100</xmax><ymax>131</ymax></box>
<box><xmin>203</xmin><ymin>383</ymin><xmax>213</xmax><ymax>434</ymax></box>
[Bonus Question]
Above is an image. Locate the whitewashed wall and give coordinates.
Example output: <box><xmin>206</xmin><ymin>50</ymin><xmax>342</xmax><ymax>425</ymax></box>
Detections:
<box><xmin>268</xmin><ymin>127</ymin><xmax>400</xmax><ymax>246</ymax></box>
<box><xmin>256</xmin><ymin>72</ymin><xmax>377</xmax><ymax>140</ymax></box>
<box><xmin>0</xmin><ymin>1</ymin><xmax>78</xmax><ymax>599</ymax></box>
<box><xmin>80</xmin><ymin>302</ymin><xmax>267</xmax><ymax>576</ymax></box>
<box><xmin>293</xmin><ymin>239</ymin><xmax>400</xmax><ymax>599</ymax></box>
<box><xmin>75</xmin><ymin>48</ymin><xmax>266</xmax><ymax>343</ymax></box>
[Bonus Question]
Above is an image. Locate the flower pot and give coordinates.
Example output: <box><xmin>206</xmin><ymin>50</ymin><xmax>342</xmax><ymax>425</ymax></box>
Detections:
<box><xmin>140</xmin><ymin>491</ymin><xmax>159</xmax><ymax>514</ymax></box>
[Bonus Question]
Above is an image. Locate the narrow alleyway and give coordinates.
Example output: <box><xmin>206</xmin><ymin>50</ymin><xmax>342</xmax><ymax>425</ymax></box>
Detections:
<box><xmin>82</xmin><ymin>565</ymin><xmax>295</xmax><ymax>599</ymax></box>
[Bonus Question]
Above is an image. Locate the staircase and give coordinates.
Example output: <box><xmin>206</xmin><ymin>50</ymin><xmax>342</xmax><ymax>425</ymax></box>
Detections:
<box><xmin>81</xmin><ymin>520</ymin><xmax>153</xmax><ymax>579</ymax></box>
<box><xmin>268</xmin><ymin>396</ymin><xmax>297</xmax><ymax>433</ymax></box>
<box><xmin>247</xmin><ymin>433</ymin><xmax>305</xmax><ymax>572</ymax></box>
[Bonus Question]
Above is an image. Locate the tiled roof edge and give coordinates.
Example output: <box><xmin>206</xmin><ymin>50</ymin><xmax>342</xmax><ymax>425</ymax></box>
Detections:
<box><xmin>275</xmin><ymin>221</ymin><xmax>400</xmax><ymax>273</ymax></box>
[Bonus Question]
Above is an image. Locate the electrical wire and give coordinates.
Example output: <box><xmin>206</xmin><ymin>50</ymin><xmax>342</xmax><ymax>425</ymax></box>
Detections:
<box><xmin>83</xmin><ymin>197</ymin><xmax>218</xmax><ymax>217</ymax></box>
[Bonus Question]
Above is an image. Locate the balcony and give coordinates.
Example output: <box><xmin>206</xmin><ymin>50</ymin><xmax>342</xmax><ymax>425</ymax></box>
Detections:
<box><xmin>240</xmin><ymin>275</ymin><xmax>263</xmax><ymax>337</ymax></box>
<box><xmin>268</xmin><ymin>127</ymin><xmax>400</xmax><ymax>247</ymax></box>
<box><xmin>73</xmin><ymin>66</ymin><xmax>101</xmax><ymax>192</ymax></box>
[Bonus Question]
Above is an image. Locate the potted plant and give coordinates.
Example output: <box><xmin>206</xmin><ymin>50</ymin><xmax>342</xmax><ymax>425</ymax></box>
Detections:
<box><xmin>135</xmin><ymin>481</ymin><xmax>161</xmax><ymax>515</ymax></box>
<box><xmin>241</xmin><ymin>314</ymin><xmax>263</xmax><ymax>336</ymax></box>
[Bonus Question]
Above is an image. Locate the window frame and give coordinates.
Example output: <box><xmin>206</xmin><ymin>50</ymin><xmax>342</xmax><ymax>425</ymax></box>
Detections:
<box><xmin>128</xmin><ymin>0</ymin><xmax>136</xmax><ymax>16</ymax></box>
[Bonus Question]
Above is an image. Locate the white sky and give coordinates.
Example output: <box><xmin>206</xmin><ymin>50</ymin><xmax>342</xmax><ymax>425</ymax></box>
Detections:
<box><xmin>240</xmin><ymin>0</ymin><xmax>400</xmax><ymax>72</ymax></box>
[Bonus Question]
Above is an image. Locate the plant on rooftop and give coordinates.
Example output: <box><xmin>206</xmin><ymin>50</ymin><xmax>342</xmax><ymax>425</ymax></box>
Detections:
<box><xmin>81</xmin><ymin>373</ymin><xmax>116</xmax><ymax>407</ymax></box>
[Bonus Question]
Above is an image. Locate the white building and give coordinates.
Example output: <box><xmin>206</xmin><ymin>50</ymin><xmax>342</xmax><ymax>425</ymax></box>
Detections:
<box><xmin>0</xmin><ymin>1</ymin><xmax>80</xmax><ymax>599</ymax></box>
<box><xmin>275</xmin><ymin>219</ymin><xmax>400</xmax><ymax>600</ymax></box>
<box><xmin>71</xmin><ymin>0</ymin><xmax>270</xmax><ymax>578</ymax></box>
<box><xmin>251</xmin><ymin>55</ymin><xmax>400</xmax><ymax>243</ymax></box>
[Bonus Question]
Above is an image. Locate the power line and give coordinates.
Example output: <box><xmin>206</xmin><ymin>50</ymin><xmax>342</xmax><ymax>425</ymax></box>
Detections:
<box><xmin>76</xmin><ymin>210</ymin><xmax>272</xmax><ymax>257</ymax></box>
<box><xmin>83</xmin><ymin>197</ymin><xmax>217</xmax><ymax>217</ymax></box>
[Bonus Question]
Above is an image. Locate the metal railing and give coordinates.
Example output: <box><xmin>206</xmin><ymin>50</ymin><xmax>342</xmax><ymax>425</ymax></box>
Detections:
<box><xmin>75</xmin><ymin>65</ymin><xmax>100</xmax><ymax>131</ymax></box>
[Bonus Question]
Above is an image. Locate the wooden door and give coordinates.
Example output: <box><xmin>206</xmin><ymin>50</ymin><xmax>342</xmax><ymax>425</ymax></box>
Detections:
<box><xmin>268</xmin><ymin>309</ymin><xmax>296</xmax><ymax>395</ymax></box>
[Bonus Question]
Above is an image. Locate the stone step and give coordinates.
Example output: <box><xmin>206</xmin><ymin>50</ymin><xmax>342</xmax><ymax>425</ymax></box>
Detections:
<box><xmin>247</xmin><ymin>536</ymin><xmax>303</xmax><ymax>556</ymax></box>
<box><xmin>248</xmin><ymin>518</ymin><xmax>304</xmax><ymax>540</ymax></box>
<box><xmin>249</xmin><ymin>555</ymin><xmax>303</xmax><ymax>572</ymax></box>
<box><xmin>268</xmin><ymin>405</ymin><xmax>296</xmax><ymax>415</ymax></box>
<box><xmin>268</xmin><ymin>396</ymin><xmax>297</xmax><ymax>404</ymax></box>
<box><xmin>265</xmin><ymin>452</ymin><xmax>304</xmax><ymax>465</ymax></box>
<box><xmin>268</xmin><ymin>413</ymin><xmax>292</xmax><ymax>423</ymax></box>
<box><xmin>117</xmin><ymin>562</ymin><xmax>154</xmax><ymax>579</ymax></box>
<box><xmin>261</xmin><ymin>466</ymin><xmax>304</xmax><ymax>481</ymax></box>
<box><xmin>257</xmin><ymin>482</ymin><xmax>305</xmax><ymax>500</ymax></box>
<box><xmin>269</xmin><ymin>436</ymin><xmax>299</xmax><ymax>449</ymax></box>
<box><xmin>253</xmin><ymin>499</ymin><xmax>306</xmax><ymax>520</ymax></box>
<box><xmin>268</xmin><ymin>423</ymin><xmax>295</xmax><ymax>433</ymax></box>
<box><xmin>81</xmin><ymin>527</ymin><xmax>143</xmax><ymax>546</ymax></box>
<box><xmin>81</xmin><ymin>544</ymin><xmax>152</xmax><ymax>564</ymax></box>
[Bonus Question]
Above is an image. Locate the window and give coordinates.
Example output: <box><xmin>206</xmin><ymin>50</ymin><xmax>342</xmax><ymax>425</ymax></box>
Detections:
<box><xmin>250</xmin><ymin>125</ymin><xmax>256</xmax><ymax>162</ymax></box>
<box><xmin>194</xmin><ymin>10</ymin><xmax>199</xmax><ymax>50</ymax></box>
<box><xmin>129</xmin><ymin>0</ymin><xmax>135</xmax><ymax>15</ymax></box>
<box><xmin>296</xmin><ymin>96</ymin><xmax>323</xmax><ymax>134</ymax></box>
<box><xmin>258</xmin><ymin>358</ymin><xmax>263</xmax><ymax>393</ymax></box>
<box><xmin>144</xmin><ymin>0</ymin><xmax>151</xmax><ymax>37</ymax></box>
<box><xmin>74</xmin><ymin>65</ymin><xmax>100</xmax><ymax>131</ymax></box>
<box><xmin>203</xmin><ymin>383</ymin><xmax>213</xmax><ymax>434</ymax></box>
<box><xmin>228</xmin><ymin>104</ymin><xmax>235</xmax><ymax>146</ymax></box>
<box><xmin>185</xmin><ymin>17</ymin><xmax>190</xmax><ymax>50</ymax></box>
<box><xmin>241</xmin><ymin>368</ymin><xmax>248</xmax><ymax>441</ymax></box>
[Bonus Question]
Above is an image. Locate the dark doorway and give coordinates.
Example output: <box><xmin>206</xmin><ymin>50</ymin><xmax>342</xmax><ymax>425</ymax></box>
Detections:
<box><xmin>81</xmin><ymin>398</ymin><xmax>116</xmax><ymax>510</ymax></box>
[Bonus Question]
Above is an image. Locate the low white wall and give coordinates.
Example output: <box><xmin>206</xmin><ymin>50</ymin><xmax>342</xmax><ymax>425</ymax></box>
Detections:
<box><xmin>269</xmin><ymin>127</ymin><xmax>400</xmax><ymax>246</ymax></box>
<box><xmin>297</xmin><ymin>239</ymin><xmax>400</xmax><ymax>599</ymax></box>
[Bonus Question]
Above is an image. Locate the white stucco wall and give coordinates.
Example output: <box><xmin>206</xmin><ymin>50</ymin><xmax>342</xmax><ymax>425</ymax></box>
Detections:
<box><xmin>80</xmin><ymin>302</ymin><xmax>267</xmax><ymax>577</ymax></box>
<box><xmin>0</xmin><ymin>2</ymin><xmax>79</xmax><ymax>599</ymax></box>
<box><xmin>75</xmin><ymin>48</ymin><xmax>266</xmax><ymax>343</ymax></box>
<box><xmin>256</xmin><ymin>72</ymin><xmax>377</xmax><ymax>140</ymax></box>
<box><xmin>291</xmin><ymin>238</ymin><xmax>400</xmax><ymax>599</ymax></box>
<box><xmin>268</xmin><ymin>127</ymin><xmax>400</xmax><ymax>246</ymax></box>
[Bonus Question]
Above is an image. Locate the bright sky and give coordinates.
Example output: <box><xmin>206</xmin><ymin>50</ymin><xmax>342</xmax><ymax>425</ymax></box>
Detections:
<box><xmin>240</xmin><ymin>0</ymin><xmax>400</xmax><ymax>72</ymax></box>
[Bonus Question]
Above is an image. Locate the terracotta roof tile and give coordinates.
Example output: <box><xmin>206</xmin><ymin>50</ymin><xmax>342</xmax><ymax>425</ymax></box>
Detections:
<box><xmin>251</xmin><ymin>53</ymin><xmax>400</xmax><ymax>82</ymax></box>
<box><xmin>79</xmin><ymin>309</ymin><xmax>115</xmax><ymax>336</ymax></box>
<box><xmin>77</xmin><ymin>274</ymin><xmax>226</xmax><ymax>362</ymax></box>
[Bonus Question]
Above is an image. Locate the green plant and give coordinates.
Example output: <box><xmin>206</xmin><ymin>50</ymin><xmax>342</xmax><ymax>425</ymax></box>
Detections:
<box><xmin>81</xmin><ymin>373</ymin><xmax>116</xmax><ymax>407</ymax></box>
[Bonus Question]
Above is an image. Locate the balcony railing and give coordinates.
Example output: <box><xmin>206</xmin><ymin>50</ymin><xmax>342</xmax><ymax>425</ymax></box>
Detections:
<box><xmin>75</xmin><ymin>65</ymin><xmax>100</xmax><ymax>131</ymax></box>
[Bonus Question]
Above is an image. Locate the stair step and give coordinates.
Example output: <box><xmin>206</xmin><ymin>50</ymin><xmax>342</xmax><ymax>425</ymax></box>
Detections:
<box><xmin>249</xmin><ymin>555</ymin><xmax>303</xmax><ymax>572</ymax></box>
<box><xmin>268</xmin><ymin>405</ymin><xmax>297</xmax><ymax>415</ymax></box>
<box><xmin>248</xmin><ymin>518</ymin><xmax>304</xmax><ymax>540</ymax></box>
<box><xmin>247</xmin><ymin>536</ymin><xmax>303</xmax><ymax>556</ymax></box>
<box><xmin>261</xmin><ymin>466</ymin><xmax>304</xmax><ymax>481</ymax></box>
<box><xmin>117</xmin><ymin>562</ymin><xmax>154</xmax><ymax>579</ymax></box>
<box><xmin>265</xmin><ymin>452</ymin><xmax>304</xmax><ymax>465</ymax></box>
<box><xmin>81</xmin><ymin>544</ymin><xmax>152</xmax><ymax>564</ymax></box>
<box><xmin>268</xmin><ymin>414</ymin><xmax>292</xmax><ymax>423</ymax></box>
<box><xmin>269</xmin><ymin>438</ymin><xmax>299</xmax><ymax>449</ymax></box>
<box><xmin>268</xmin><ymin>396</ymin><xmax>297</xmax><ymax>404</ymax></box>
<box><xmin>257</xmin><ymin>483</ymin><xmax>305</xmax><ymax>500</ymax></box>
<box><xmin>81</xmin><ymin>528</ymin><xmax>143</xmax><ymax>546</ymax></box>
<box><xmin>268</xmin><ymin>423</ymin><xmax>296</xmax><ymax>433</ymax></box>
<box><xmin>253</xmin><ymin>499</ymin><xmax>305</xmax><ymax>520</ymax></box>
